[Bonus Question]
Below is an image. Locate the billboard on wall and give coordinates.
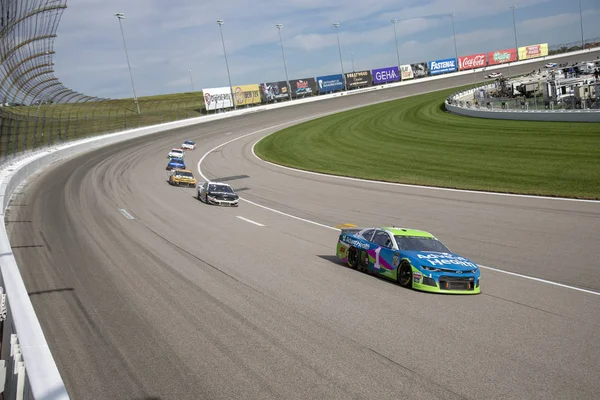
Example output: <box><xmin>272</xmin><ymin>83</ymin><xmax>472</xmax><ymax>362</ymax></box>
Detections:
<box><xmin>400</xmin><ymin>65</ymin><xmax>414</xmax><ymax>80</ymax></box>
<box><xmin>410</xmin><ymin>63</ymin><xmax>429</xmax><ymax>79</ymax></box>
<box><xmin>261</xmin><ymin>81</ymin><xmax>290</xmax><ymax>101</ymax></box>
<box><xmin>316</xmin><ymin>74</ymin><xmax>345</xmax><ymax>93</ymax></box>
<box><xmin>345</xmin><ymin>70</ymin><xmax>372</xmax><ymax>89</ymax></box>
<box><xmin>518</xmin><ymin>43</ymin><xmax>549</xmax><ymax>60</ymax></box>
<box><xmin>429</xmin><ymin>58</ymin><xmax>457</xmax><ymax>75</ymax></box>
<box><xmin>487</xmin><ymin>48</ymin><xmax>517</xmax><ymax>65</ymax></box>
<box><xmin>458</xmin><ymin>53</ymin><xmax>487</xmax><ymax>70</ymax></box>
<box><xmin>203</xmin><ymin>86</ymin><xmax>233</xmax><ymax>110</ymax></box>
<box><xmin>232</xmin><ymin>84</ymin><xmax>261</xmax><ymax>106</ymax></box>
<box><xmin>372</xmin><ymin>66</ymin><xmax>400</xmax><ymax>84</ymax></box>
<box><xmin>289</xmin><ymin>78</ymin><xmax>317</xmax><ymax>98</ymax></box>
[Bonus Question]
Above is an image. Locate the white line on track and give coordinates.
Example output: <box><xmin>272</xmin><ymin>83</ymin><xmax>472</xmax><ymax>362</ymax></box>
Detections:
<box><xmin>236</xmin><ymin>216</ymin><xmax>265</xmax><ymax>226</ymax></box>
<box><xmin>197</xmin><ymin>115</ymin><xmax>600</xmax><ymax>297</ymax></box>
<box><xmin>478</xmin><ymin>264</ymin><xmax>599</xmax><ymax>296</ymax></box>
<box><xmin>119</xmin><ymin>208</ymin><xmax>135</xmax><ymax>220</ymax></box>
<box><xmin>224</xmin><ymin>132</ymin><xmax>233</xmax><ymax>135</ymax></box>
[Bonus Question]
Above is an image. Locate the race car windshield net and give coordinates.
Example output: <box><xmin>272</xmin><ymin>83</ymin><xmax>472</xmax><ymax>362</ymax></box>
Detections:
<box><xmin>394</xmin><ymin>236</ymin><xmax>451</xmax><ymax>253</ymax></box>
<box><xmin>209</xmin><ymin>184</ymin><xmax>234</xmax><ymax>193</ymax></box>
<box><xmin>175</xmin><ymin>172</ymin><xmax>194</xmax><ymax>177</ymax></box>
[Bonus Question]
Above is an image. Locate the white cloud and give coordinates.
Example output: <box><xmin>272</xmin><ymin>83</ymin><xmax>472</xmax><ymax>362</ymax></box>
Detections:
<box><xmin>49</xmin><ymin>0</ymin><xmax>600</xmax><ymax>98</ymax></box>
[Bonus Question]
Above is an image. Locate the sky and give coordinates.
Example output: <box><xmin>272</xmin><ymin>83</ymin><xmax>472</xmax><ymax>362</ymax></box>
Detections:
<box><xmin>52</xmin><ymin>0</ymin><xmax>600</xmax><ymax>99</ymax></box>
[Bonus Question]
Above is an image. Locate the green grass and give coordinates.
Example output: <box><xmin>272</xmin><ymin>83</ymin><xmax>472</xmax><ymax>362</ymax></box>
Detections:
<box><xmin>0</xmin><ymin>91</ymin><xmax>206</xmax><ymax>156</ymax></box>
<box><xmin>254</xmin><ymin>87</ymin><xmax>600</xmax><ymax>199</ymax></box>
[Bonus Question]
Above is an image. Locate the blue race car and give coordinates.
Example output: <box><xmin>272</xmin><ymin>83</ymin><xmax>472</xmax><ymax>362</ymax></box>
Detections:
<box><xmin>166</xmin><ymin>157</ymin><xmax>186</xmax><ymax>170</ymax></box>
<box><xmin>335</xmin><ymin>225</ymin><xmax>481</xmax><ymax>294</ymax></box>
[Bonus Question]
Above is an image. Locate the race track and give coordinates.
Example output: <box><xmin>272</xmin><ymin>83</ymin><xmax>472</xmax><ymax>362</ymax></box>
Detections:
<box><xmin>7</xmin><ymin>52</ymin><xmax>600</xmax><ymax>400</ymax></box>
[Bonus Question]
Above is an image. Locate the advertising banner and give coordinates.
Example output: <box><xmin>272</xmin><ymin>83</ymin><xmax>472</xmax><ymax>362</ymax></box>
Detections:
<box><xmin>203</xmin><ymin>86</ymin><xmax>233</xmax><ymax>110</ymax></box>
<box><xmin>487</xmin><ymin>48</ymin><xmax>517</xmax><ymax>65</ymax></box>
<box><xmin>261</xmin><ymin>81</ymin><xmax>290</xmax><ymax>101</ymax></box>
<box><xmin>518</xmin><ymin>43</ymin><xmax>549</xmax><ymax>60</ymax></box>
<box><xmin>289</xmin><ymin>78</ymin><xmax>317</xmax><ymax>98</ymax></box>
<box><xmin>316</xmin><ymin>74</ymin><xmax>345</xmax><ymax>93</ymax></box>
<box><xmin>345</xmin><ymin>70</ymin><xmax>372</xmax><ymax>89</ymax></box>
<box><xmin>458</xmin><ymin>53</ymin><xmax>487</xmax><ymax>70</ymax></box>
<box><xmin>232</xmin><ymin>84</ymin><xmax>261</xmax><ymax>106</ymax></box>
<box><xmin>372</xmin><ymin>66</ymin><xmax>400</xmax><ymax>84</ymax></box>
<box><xmin>428</xmin><ymin>58</ymin><xmax>457</xmax><ymax>75</ymax></box>
<box><xmin>410</xmin><ymin>63</ymin><xmax>429</xmax><ymax>79</ymax></box>
<box><xmin>400</xmin><ymin>65</ymin><xmax>414</xmax><ymax>80</ymax></box>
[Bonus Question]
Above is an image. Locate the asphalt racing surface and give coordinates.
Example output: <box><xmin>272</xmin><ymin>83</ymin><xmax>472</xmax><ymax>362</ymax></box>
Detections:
<box><xmin>7</xmin><ymin>52</ymin><xmax>600</xmax><ymax>400</ymax></box>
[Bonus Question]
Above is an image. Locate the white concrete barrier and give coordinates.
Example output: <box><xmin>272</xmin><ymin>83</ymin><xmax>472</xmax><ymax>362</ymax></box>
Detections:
<box><xmin>0</xmin><ymin>46</ymin><xmax>598</xmax><ymax>399</ymax></box>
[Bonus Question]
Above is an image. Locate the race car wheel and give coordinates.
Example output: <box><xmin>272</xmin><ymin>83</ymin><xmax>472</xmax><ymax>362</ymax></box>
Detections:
<box><xmin>398</xmin><ymin>262</ymin><xmax>412</xmax><ymax>288</ymax></box>
<box><xmin>346</xmin><ymin>247</ymin><xmax>358</xmax><ymax>269</ymax></box>
<box><xmin>197</xmin><ymin>192</ymin><xmax>201</xmax><ymax>201</ymax></box>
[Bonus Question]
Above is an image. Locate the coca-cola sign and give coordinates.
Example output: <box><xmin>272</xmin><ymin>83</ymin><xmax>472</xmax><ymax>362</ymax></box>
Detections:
<box><xmin>458</xmin><ymin>53</ymin><xmax>487</xmax><ymax>70</ymax></box>
<box><xmin>487</xmin><ymin>48</ymin><xmax>517</xmax><ymax>65</ymax></box>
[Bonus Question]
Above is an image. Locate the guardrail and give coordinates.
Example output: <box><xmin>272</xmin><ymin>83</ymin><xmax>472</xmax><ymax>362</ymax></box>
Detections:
<box><xmin>1</xmin><ymin>46</ymin><xmax>600</xmax><ymax>399</ymax></box>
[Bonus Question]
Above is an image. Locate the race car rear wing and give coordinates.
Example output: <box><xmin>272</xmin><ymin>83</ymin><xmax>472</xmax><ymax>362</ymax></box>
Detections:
<box><xmin>339</xmin><ymin>228</ymin><xmax>363</xmax><ymax>235</ymax></box>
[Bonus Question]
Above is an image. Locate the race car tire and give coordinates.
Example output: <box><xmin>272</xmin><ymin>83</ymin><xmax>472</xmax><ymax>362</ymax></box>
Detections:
<box><xmin>346</xmin><ymin>247</ymin><xmax>358</xmax><ymax>269</ymax></box>
<box><xmin>197</xmin><ymin>192</ymin><xmax>201</xmax><ymax>201</ymax></box>
<box><xmin>397</xmin><ymin>262</ymin><xmax>412</xmax><ymax>288</ymax></box>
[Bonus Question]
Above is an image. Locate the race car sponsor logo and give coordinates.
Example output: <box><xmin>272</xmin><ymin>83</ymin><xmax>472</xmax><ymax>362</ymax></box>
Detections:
<box><xmin>417</xmin><ymin>253</ymin><xmax>478</xmax><ymax>268</ymax></box>
<box><xmin>392</xmin><ymin>252</ymin><xmax>400</xmax><ymax>267</ymax></box>
<box><xmin>340</xmin><ymin>235</ymin><xmax>370</xmax><ymax>250</ymax></box>
<box><xmin>413</xmin><ymin>272</ymin><xmax>422</xmax><ymax>283</ymax></box>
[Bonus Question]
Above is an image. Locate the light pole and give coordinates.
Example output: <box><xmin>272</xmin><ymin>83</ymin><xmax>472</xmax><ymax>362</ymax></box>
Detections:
<box><xmin>217</xmin><ymin>19</ymin><xmax>236</xmax><ymax>110</ymax></box>
<box><xmin>114</xmin><ymin>12</ymin><xmax>140</xmax><ymax>114</ymax></box>
<box><xmin>391</xmin><ymin>18</ymin><xmax>401</xmax><ymax>67</ymax></box>
<box><xmin>510</xmin><ymin>5</ymin><xmax>518</xmax><ymax>54</ymax></box>
<box><xmin>275</xmin><ymin>24</ymin><xmax>292</xmax><ymax>101</ymax></box>
<box><xmin>350</xmin><ymin>51</ymin><xmax>355</xmax><ymax>72</ymax></box>
<box><xmin>578</xmin><ymin>0</ymin><xmax>585</xmax><ymax>50</ymax></box>
<box><xmin>449</xmin><ymin>13</ymin><xmax>458</xmax><ymax>62</ymax></box>
<box><xmin>188</xmin><ymin>69</ymin><xmax>195</xmax><ymax>92</ymax></box>
<box><xmin>333</xmin><ymin>23</ymin><xmax>346</xmax><ymax>90</ymax></box>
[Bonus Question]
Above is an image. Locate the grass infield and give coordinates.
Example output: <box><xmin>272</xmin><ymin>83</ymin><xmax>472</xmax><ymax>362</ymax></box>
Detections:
<box><xmin>254</xmin><ymin>87</ymin><xmax>600</xmax><ymax>200</ymax></box>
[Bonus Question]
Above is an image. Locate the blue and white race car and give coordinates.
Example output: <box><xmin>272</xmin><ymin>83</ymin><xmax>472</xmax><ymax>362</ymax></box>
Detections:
<box><xmin>166</xmin><ymin>157</ymin><xmax>186</xmax><ymax>170</ymax></box>
<box><xmin>335</xmin><ymin>225</ymin><xmax>481</xmax><ymax>294</ymax></box>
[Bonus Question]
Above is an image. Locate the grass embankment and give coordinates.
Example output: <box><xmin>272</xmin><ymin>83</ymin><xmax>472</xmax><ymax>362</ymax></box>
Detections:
<box><xmin>0</xmin><ymin>91</ymin><xmax>206</xmax><ymax>155</ymax></box>
<box><xmin>254</xmin><ymin>87</ymin><xmax>600</xmax><ymax>199</ymax></box>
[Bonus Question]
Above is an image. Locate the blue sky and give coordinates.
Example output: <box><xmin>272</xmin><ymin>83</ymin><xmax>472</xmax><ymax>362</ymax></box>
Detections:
<box><xmin>53</xmin><ymin>0</ymin><xmax>600</xmax><ymax>99</ymax></box>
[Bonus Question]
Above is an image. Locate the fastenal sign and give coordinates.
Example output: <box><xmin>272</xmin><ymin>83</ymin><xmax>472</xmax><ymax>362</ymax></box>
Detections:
<box><xmin>316</xmin><ymin>74</ymin><xmax>344</xmax><ymax>93</ymax></box>
<box><xmin>203</xmin><ymin>86</ymin><xmax>233</xmax><ymax>110</ymax></box>
<box><xmin>458</xmin><ymin>53</ymin><xmax>486</xmax><ymax>70</ymax></box>
<box><xmin>487</xmin><ymin>48</ymin><xmax>517</xmax><ymax>65</ymax></box>
<box><xmin>372</xmin><ymin>66</ymin><xmax>400</xmax><ymax>84</ymax></box>
<box><xmin>428</xmin><ymin>58</ymin><xmax>457</xmax><ymax>75</ymax></box>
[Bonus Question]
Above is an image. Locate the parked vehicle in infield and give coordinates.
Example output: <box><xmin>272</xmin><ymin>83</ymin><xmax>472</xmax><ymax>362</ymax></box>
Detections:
<box><xmin>167</xmin><ymin>169</ymin><xmax>197</xmax><ymax>187</ymax></box>
<box><xmin>166</xmin><ymin>157</ymin><xmax>186</xmax><ymax>170</ymax></box>
<box><xmin>335</xmin><ymin>225</ymin><xmax>481</xmax><ymax>294</ymax></box>
<box><xmin>485</xmin><ymin>72</ymin><xmax>503</xmax><ymax>79</ymax></box>
<box><xmin>181</xmin><ymin>140</ymin><xmax>196</xmax><ymax>150</ymax></box>
<box><xmin>197</xmin><ymin>181</ymin><xmax>239</xmax><ymax>206</ymax></box>
<box><xmin>168</xmin><ymin>148</ymin><xmax>185</xmax><ymax>159</ymax></box>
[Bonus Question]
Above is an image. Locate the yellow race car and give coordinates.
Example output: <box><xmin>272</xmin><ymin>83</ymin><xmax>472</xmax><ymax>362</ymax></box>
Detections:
<box><xmin>167</xmin><ymin>169</ymin><xmax>197</xmax><ymax>187</ymax></box>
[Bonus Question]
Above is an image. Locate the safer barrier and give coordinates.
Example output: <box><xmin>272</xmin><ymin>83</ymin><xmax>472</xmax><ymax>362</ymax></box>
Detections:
<box><xmin>1</xmin><ymin>46</ymin><xmax>599</xmax><ymax>399</ymax></box>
